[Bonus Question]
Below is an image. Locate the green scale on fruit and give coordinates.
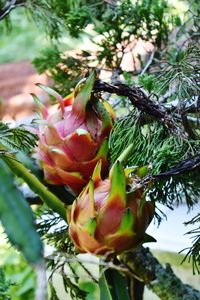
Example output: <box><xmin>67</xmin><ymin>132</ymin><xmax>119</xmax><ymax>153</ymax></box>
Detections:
<box><xmin>68</xmin><ymin>150</ymin><xmax>155</xmax><ymax>255</ymax></box>
<box><xmin>34</xmin><ymin>73</ymin><xmax>115</xmax><ymax>194</ymax></box>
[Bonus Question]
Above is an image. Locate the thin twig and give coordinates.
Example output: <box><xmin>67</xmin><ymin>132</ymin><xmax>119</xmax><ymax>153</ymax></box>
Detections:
<box><xmin>155</xmin><ymin>154</ymin><xmax>200</xmax><ymax>178</ymax></box>
<box><xmin>141</xmin><ymin>153</ymin><xmax>200</xmax><ymax>186</ymax></box>
<box><xmin>0</xmin><ymin>0</ymin><xmax>25</xmax><ymax>21</ymax></box>
<box><xmin>94</xmin><ymin>80</ymin><xmax>187</xmax><ymax>137</ymax></box>
<box><xmin>140</xmin><ymin>48</ymin><xmax>156</xmax><ymax>75</ymax></box>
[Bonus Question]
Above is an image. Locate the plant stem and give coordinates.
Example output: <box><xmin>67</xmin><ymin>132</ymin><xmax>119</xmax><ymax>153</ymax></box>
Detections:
<box><xmin>2</xmin><ymin>154</ymin><xmax>67</xmax><ymax>222</ymax></box>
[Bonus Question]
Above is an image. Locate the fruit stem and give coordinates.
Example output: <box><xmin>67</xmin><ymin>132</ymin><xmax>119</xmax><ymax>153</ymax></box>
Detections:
<box><xmin>1</xmin><ymin>148</ymin><xmax>67</xmax><ymax>222</ymax></box>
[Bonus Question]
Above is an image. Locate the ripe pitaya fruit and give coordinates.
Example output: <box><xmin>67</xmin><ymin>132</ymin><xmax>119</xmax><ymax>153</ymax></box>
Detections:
<box><xmin>68</xmin><ymin>159</ymin><xmax>155</xmax><ymax>255</ymax></box>
<box><xmin>34</xmin><ymin>73</ymin><xmax>114</xmax><ymax>193</ymax></box>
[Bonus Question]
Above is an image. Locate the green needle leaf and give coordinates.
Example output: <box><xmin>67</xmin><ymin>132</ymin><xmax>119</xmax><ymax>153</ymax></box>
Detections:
<box><xmin>104</xmin><ymin>268</ymin><xmax>130</xmax><ymax>300</ymax></box>
<box><xmin>99</xmin><ymin>266</ymin><xmax>113</xmax><ymax>300</ymax></box>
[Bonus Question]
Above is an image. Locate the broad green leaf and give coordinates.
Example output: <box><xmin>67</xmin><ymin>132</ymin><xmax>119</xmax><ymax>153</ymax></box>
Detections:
<box><xmin>99</xmin><ymin>266</ymin><xmax>113</xmax><ymax>300</ymax></box>
<box><xmin>105</xmin><ymin>268</ymin><xmax>130</xmax><ymax>300</ymax></box>
<box><xmin>0</xmin><ymin>160</ymin><xmax>43</xmax><ymax>264</ymax></box>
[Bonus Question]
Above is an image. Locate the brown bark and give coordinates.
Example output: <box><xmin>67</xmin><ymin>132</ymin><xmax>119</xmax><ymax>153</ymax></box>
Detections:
<box><xmin>94</xmin><ymin>80</ymin><xmax>186</xmax><ymax>137</ymax></box>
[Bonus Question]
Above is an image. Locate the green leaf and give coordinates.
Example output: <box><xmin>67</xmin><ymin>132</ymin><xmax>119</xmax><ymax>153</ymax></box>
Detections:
<box><xmin>0</xmin><ymin>122</ymin><xmax>37</xmax><ymax>152</ymax></box>
<box><xmin>109</xmin><ymin>144</ymin><xmax>133</xmax><ymax>176</ymax></box>
<box><xmin>49</xmin><ymin>282</ymin><xmax>60</xmax><ymax>300</ymax></box>
<box><xmin>0</xmin><ymin>160</ymin><xmax>43</xmax><ymax>264</ymax></box>
<box><xmin>104</xmin><ymin>268</ymin><xmax>130</xmax><ymax>300</ymax></box>
<box><xmin>62</xmin><ymin>274</ymin><xmax>87</xmax><ymax>299</ymax></box>
<box><xmin>0</xmin><ymin>268</ymin><xmax>11</xmax><ymax>300</ymax></box>
<box><xmin>99</xmin><ymin>266</ymin><xmax>113</xmax><ymax>300</ymax></box>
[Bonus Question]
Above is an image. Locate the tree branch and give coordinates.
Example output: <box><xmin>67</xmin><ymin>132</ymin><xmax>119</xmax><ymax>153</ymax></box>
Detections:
<box><xmin>140</xmin><ymin>48</ymin><xmax>156</xmax><ymax>75</ymax></box>
<box><xmin>94</xmin><ymin>80</ymin><xmax>187</xmax><ymax>137</ymax></box>
<box><xmin>138</xmin><ymin>154</ymin><xmax>200</xmax><ymax>188</ymax></box>
<box><xmin>94</xmin><ymin>80</ymin><xmax>166</xmax><ymax>119</ymax></box>
<box><xmin>0</xmin><ymin>0</ymin><xmax>25</xmax><ymax>21</ymax></box>
<box><xmin>120</xmin><ymin>247</ymin><xmax>200</xmax><ymax>300</ymax></box>
<box><xmin>155</xmin><ymin>154</ymin><xmax>200</xmax><ymax>179</ymax></box>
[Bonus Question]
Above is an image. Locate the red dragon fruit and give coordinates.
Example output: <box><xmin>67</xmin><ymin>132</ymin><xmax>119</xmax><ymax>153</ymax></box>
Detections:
<box><xmin>34</xmin><ymin>73</ymin><xmax>114</xmax><ymax>193</ymax></box>
<box><xmin>68</xmin><ymin>159</ymin><xmax>155</xmax><ymax>255</ymax></box>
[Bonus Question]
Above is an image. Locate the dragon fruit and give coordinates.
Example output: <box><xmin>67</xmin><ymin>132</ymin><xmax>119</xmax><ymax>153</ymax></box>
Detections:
<box><xmin>34</xmin><ymin>73</ymin><xmax>114</xmax><ymax>193</ymax></box>
<box><xmin>68</xmin><ymin>159</ymin><xmax>155</xmax><ymax>255</ymax></box>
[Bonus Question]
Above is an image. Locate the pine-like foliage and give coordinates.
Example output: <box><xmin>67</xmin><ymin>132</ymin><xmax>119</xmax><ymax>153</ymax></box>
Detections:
<box><xmin>182</xmin><ymin>213</ymin><xmax>200</xmax><ymax>274</ymax></box>
<box><xmin>109</xmin><ymin>112</ymin><xmax>200</xmax><ymax>208</ymax></box>
<box><xmin>0</xmin><ymin>268</ymin><xmax>12</xmax><ymax>300</ymax></box>
<box><xmin>32</xmin><ymin>0</ymin><xmax>180</xmax><ymax>94</ymax></box>
<box><xmin>0</xmin><ymin>122</ymin><xmax>37</xmax><ymax>154</ymax></box>
<box><xmin>36</xmin><ymin>209</ymin><xmax>74</xmax><ymax>254</ymax></box>
<box><xmin>0</xmin><ymin>0</ymin><xmax>107</xmax><ymax>37</ymax></box>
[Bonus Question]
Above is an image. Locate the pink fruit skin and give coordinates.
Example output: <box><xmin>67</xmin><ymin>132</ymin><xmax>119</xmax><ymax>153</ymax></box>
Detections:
<box><xmin>68</xmin><ymin>161</ymin><xmax>154</xmax><ymax>255</ymax></box>
<box><xmin>35</xmin><ymin>74</ymin><xmax>114</xmax><ymax>193</ymax></box>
